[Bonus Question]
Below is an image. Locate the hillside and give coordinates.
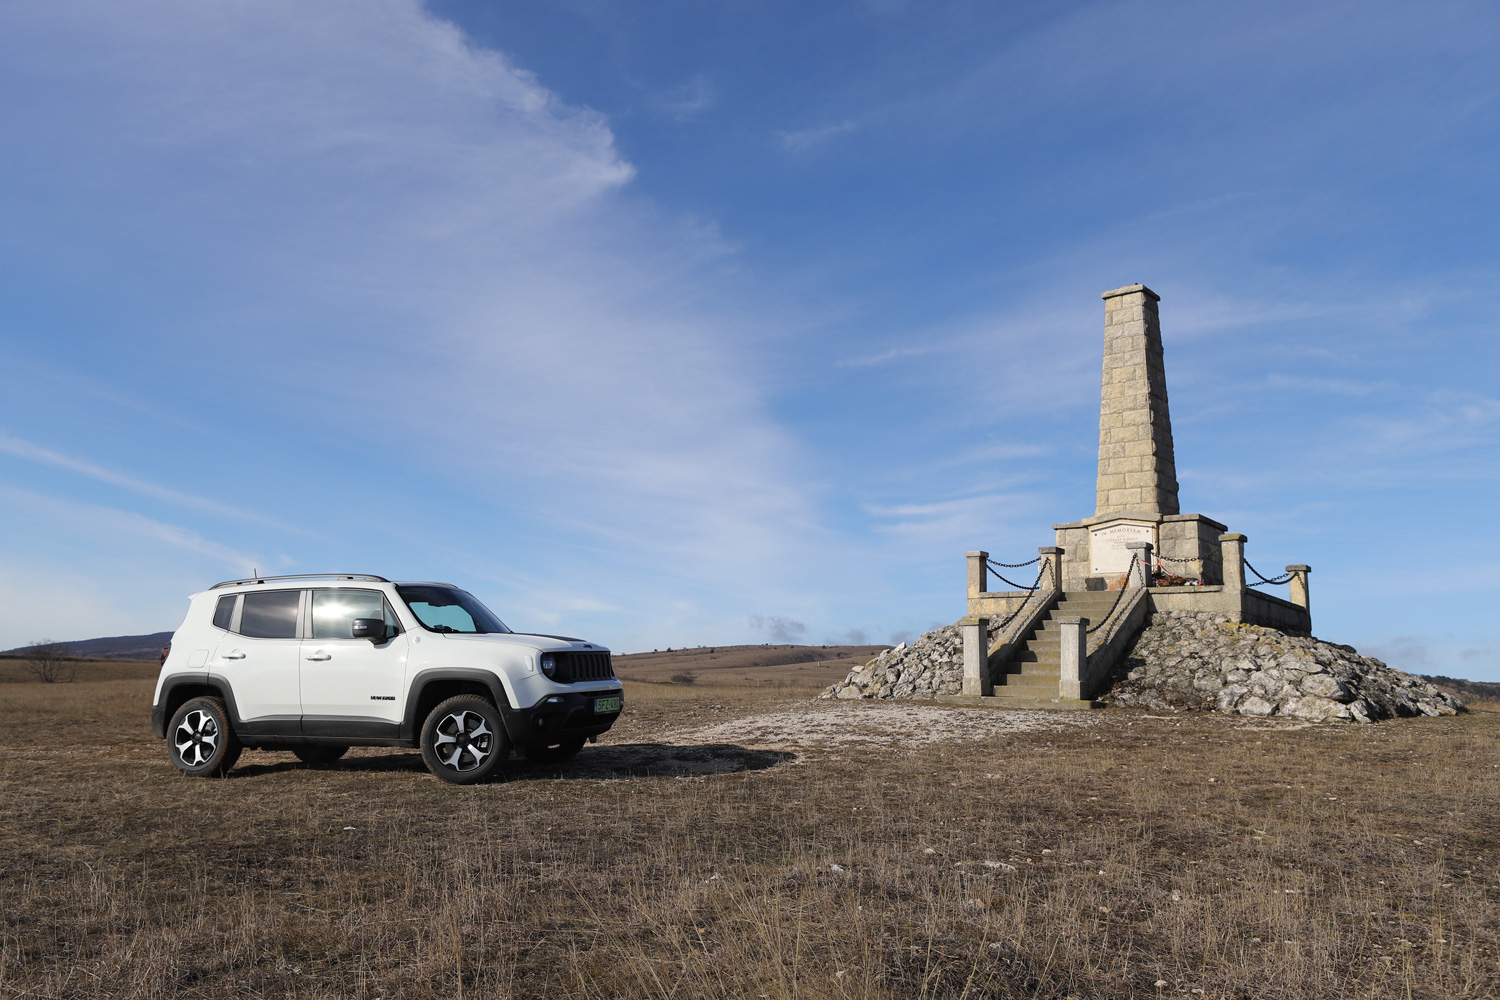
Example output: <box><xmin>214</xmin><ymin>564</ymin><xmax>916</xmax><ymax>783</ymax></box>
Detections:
<box><xmin>2</xmin><ymin>632</ymin><xmax>173</xmax><ymax>660</ymax></box>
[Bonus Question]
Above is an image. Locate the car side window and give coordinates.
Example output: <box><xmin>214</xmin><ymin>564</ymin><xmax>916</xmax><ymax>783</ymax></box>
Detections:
<box><xmin>212</xmin><ymin>594</ymin><xmax>236</xmax><ymax>630</ymax></box>
<box><xmin>238</xmin><ymin>590</ymin><xmax>301</xmax><ymax>639</ymax></box>
<box><xmin>311</xmin><ymin>589</ymin><xmax>399</xmax><ymax>639</ymax></box>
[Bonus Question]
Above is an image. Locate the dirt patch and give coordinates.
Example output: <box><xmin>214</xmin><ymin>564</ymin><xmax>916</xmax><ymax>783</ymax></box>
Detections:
<box><xmin>671</xmin><ymin>701</ymin><xmax>1099</xmax><ymax>751</ymax></box>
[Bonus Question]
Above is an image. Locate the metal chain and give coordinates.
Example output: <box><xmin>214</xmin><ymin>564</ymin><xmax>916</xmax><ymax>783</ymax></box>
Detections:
<box><xmin>987</xmin><ymin>555</ymin><xmax>1041</xmax><ymax>569</ymax></box>
<box><xmin>1155</xmin><ymin>552</ymin><xmax>1198</xmax><ymax>564</ymax></box>
<box><xmin>986</xmin><ymin>562</ymin><xmax>1052</xmax><ymax>639</ymax></box>
<box><xmin>1244</xmin><ymin>560</ymin><xmax>1294</xmax><ymax>587</ymax></box>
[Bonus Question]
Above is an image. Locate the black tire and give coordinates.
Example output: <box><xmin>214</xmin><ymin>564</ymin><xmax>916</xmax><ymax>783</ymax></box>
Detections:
<box><xmin>419</xmin><ymin>695</ymin><xmax>511</xmax><ymax>785</ymax></box>
<box><xmin>168</xmin><ymin>696</ymin><xmax>243</xmax><ymax>777</ymax></box>
<box><xmin>524</xmin><ymin>738</ymin><xmax>585</xmax><ymax>763</ymax></box>
<box><xmin>293</xmin><ymin>745</ymin><xmax>349</xmax><ymax>766</ymax></box>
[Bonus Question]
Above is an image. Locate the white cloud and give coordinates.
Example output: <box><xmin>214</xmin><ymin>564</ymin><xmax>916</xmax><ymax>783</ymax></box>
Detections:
<box><xmin>0</xmin><ymin>0</ymin><xmax>833</xmax><ymax>649</ymax></box>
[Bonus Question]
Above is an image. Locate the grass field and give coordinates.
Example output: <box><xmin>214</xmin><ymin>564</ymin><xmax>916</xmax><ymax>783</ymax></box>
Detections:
<box><xmin>1</xmin><ymin>656</ymin><xmax>1497</xmax><ymax>999</ymax></box>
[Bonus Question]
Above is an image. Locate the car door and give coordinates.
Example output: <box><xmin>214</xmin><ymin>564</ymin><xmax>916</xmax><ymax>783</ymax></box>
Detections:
<box><xmin>212</xmin><ymin>589</ymin><xmax>304</xmax><ymax>727</ymax></box>
<box><xmin>299</xmin><ymin>588</ymin><xmax>409</xmax><ymax>728</ymax></box>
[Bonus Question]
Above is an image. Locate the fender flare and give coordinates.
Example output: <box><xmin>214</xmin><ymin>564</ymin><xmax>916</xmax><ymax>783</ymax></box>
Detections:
<box><xmin>152</xmin><ymin>673</ymin><xmax>240</xmax><ymax>738</ymax></box>
<box><xmin>402</xmin><ymin>668</ymin><xmax>515</xmax><ymax>742</ymax></box>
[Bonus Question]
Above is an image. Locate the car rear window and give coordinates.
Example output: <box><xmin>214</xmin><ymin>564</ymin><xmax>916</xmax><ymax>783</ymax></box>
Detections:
<box><xmin>212</xmin><ymin>594</ymin><xmax>235</xmax><ymax>630</ymax></box>
<box><xmin>239</xmin><ymin>590</ymin><xmax>300</xmax><ymax>639</ymax></box>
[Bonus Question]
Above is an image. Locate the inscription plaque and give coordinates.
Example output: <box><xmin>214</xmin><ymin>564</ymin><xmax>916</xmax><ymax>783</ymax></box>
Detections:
<box><xmin>1089</xmin><ymin>519</ymin><xmax>1156</xmax><ymax>575</ymax></box>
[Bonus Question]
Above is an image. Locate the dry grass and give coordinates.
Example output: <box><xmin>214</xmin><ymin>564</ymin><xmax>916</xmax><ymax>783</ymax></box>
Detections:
<box><xmin>1</xmin><ymin>664</ymin><xmax>1497</xmax><ymax>999</ymax></box>
<box><xmin>612</xmin><ymin>644</ymin><xmax>887</xmax><ymax>689</ymax></box>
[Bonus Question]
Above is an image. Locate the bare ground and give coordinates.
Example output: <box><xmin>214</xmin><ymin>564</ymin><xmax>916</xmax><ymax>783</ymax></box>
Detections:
<box><xmin>1</xmin><ymin>661</ymin><xmax>1497</xmax><ymax>998</ymax></box>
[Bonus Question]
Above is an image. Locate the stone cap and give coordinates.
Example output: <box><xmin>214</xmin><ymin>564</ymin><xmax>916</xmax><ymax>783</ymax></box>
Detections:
<box><xmin>1056</xmin><ymin>616</ymin><xmax>1090</xmax><ymax>626</ymax></box>
<box><xmin>1286</xmin><ymin>564</ymin><xmax>1311</xmax><ymax>572</ymax></box>
<box><xmin>1219</xmin><ymin>533</ymin><xmax>1248</xmax><ymax>542</ymax></box>
<box><xmin>1162</xmin><ymin>513</ymin><xmax>1229</xmax><ymax>531</ymax></box>
<box><xmin>1038</xmin><ymin>546</ymin><xmax>1064</xmax><ymax>555</ymax></box>
<box><xmin>1101</xmin><ymin>284</ymin><xmax>1160</xmax><ymax>302</ymax></box>
<box><xmin>965</xmin><ymin>550</ymin><xmax>989</xmax><ymax>558</ymax></box>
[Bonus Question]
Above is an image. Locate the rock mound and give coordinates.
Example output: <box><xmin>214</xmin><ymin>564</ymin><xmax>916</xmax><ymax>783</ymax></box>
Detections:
<box><xmin>820</xmin><ymin>625</ymin><xmax>963</xmax><ymax>700</ymax></box>
<box><xmin>1103</xmin><ymin>611</ymin><xmax>1464</xmax><ymax>722</ymax></box>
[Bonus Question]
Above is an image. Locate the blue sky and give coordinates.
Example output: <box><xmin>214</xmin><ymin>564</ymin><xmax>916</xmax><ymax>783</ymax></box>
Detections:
<box><xmin>0</xmin><ymin>1</ymin><xmax>1496</xmax><ymax>677</ymax></box>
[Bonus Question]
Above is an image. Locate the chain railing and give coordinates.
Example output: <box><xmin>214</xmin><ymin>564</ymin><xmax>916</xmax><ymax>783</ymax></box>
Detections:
<box><xmin>985</xmin><ymin>555</ymin><xmax>1043</xmax><ymax>591</ymax></box>
<box><xmin>986</xmin><ymin>561</ymin><xmax>1053</xmax><ymax>640</ymax></box>
<box><xmin>1153</xmin><ymin>550</ymin><xmax>1202</xmax><ymax>585</ymax></box>
<box><xmin>1245</xmin><ymin>560</ymin><xmax>1294</xmax><ymax>588</ymax></box>
<box><xmin>1085</xmin><ymin>555</ymin><xmax>1137</xmax><ymax>635</ymax></box>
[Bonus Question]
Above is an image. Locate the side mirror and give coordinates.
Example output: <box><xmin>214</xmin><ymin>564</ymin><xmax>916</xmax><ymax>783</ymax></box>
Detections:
<box><xmin>351</xmin><ymin>618</ymin><xmax>387</xmax><ymax>642</ymax></box>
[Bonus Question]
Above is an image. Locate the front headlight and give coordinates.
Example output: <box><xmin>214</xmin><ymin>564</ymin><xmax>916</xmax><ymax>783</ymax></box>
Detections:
<box><xmin>539</xmin><ymin>653</ymin><xmax>557</xmax><ymax>679</ymax></box>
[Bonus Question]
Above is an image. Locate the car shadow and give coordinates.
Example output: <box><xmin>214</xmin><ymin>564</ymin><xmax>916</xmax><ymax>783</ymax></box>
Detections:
<box><xmin>230</xmin><ymin>742</ymin><xmax>795</xmax><ymax>781</ymax></box>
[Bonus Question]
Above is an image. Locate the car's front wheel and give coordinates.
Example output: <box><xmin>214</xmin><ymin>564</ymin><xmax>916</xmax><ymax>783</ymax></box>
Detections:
<box><xmin>168</xmin><ymin>697</ymin><xmax>243</xmax><ymax>777</ymax></box>
<box><xmin>420</xmin><ymin>695</ymin><xmax>510</xmax><ymax>785</ymax></box>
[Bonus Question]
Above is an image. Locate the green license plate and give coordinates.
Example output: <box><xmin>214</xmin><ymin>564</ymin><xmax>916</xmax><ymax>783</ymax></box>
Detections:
<box><xmin>593</xmin><ymin>695</ymin><xmax>622</xmax><ymax>714</ymax></box>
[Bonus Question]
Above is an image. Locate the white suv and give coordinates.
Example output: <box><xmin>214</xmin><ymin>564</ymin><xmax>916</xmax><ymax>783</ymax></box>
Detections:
<box><xmin>151</xmin><ymin>574</ymin><xmax>624</xmax><ymax>784</ymax></box>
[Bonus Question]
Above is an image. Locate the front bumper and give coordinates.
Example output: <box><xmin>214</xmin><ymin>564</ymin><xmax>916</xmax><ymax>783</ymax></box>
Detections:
<box><xmin>499</xmin><ymin>687</ymin><xmax>624</xmax><ymax>748</ymax></box>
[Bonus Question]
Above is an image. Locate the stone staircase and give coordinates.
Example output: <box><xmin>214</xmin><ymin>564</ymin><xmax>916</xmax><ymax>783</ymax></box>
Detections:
<box><xmin>988</xmin><ymin>591</ymin><xmax>1126</xmax><ymax>706</ymax></box>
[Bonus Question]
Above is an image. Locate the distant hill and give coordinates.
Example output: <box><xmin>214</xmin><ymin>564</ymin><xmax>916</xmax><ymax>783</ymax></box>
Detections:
<box><xmin>2</xmin><ymin>632</ymin><xmax>173</xmax><ymax>660</ymax></box>
<box><xmin>1421</xmin><ymin>674</ymin><xmax>1500</xmax><ymax>705</ymax></box>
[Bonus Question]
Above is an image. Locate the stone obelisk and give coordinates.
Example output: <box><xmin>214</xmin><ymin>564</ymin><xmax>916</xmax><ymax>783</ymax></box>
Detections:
<box><xmin>1096</xmin><ymin>284</ymin><xmax>1178</xmax><ymax>517</ymax></box>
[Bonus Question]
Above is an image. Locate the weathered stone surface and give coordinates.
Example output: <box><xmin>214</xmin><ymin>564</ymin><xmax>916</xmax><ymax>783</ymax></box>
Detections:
<box><xmin>819</xmin><ymin>625</ymin><xmax>965</xmax><ymax>701</ymax></box>
<box><xmin>1100</xmin><ymin>610</ymin><xmax>1464</xmax><ymax>722</ymax></box>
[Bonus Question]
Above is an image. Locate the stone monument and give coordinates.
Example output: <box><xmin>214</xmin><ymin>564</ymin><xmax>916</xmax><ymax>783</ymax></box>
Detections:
<box><xmin>823</xmin><ymin>283</ymin><xmax>1463</xmax><ymax>721</ymax></box>
<box><xmin>957</xmin><ymin>284</ymin><xmax>1312</xmax><ymax>704</ymax></box>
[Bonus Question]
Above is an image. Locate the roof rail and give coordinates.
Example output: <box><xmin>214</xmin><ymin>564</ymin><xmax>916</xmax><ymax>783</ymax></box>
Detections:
<box><xmin>209</xmin><ymin>573</ymin><xmax>391</xmax><ymax>589</ymax></box>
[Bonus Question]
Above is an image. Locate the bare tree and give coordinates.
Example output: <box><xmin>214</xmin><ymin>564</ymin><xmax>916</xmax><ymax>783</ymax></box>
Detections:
<box><xmin>22</xmin><ymin>640</ymin><xmax>75</xmax><ymax>683</ymax></box>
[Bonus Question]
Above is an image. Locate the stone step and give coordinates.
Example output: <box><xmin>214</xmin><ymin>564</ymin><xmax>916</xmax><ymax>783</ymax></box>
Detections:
<box><xmin>998</xmin><ymin>667</ymin><xmax>1059</xmax><ymax>681</ymax></box>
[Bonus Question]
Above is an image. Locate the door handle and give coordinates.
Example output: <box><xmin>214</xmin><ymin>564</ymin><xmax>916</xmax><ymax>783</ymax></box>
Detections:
<box><xmin>222</xmin><ymin>651</ymin><xmax>245</xmax><ymax>660</ymax></box>
<box><xmin>305</xmin><ymin>652</ymin><xmax>331</xmax><ymax>661</ymax></box>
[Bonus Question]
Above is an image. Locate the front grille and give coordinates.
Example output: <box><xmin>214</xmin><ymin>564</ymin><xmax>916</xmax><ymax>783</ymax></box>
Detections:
<box><xmin>554</xmin><ymin>651</ymin><xmax>615</xmax><ymax>683</ymax></box>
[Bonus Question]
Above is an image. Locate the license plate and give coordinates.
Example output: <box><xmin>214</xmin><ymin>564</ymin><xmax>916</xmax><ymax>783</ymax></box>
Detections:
<box><xmin>593</xmin><ymin>695</ymin><xmax>622</xmax><ymax>714</ymax></box>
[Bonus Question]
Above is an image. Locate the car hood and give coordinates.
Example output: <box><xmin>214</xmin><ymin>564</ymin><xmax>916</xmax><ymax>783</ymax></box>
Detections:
<box><xmin>434</xmin><ymin>632</ymin><xmax>607</xmax><ymax>654</ymax></box>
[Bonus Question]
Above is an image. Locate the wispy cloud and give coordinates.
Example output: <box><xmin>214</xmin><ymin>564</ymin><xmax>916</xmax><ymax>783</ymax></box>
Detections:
<box><xmin>749</xmin><ymin>614</ymin><xmax>807</xmax><ymax>643</ymax></box>
<box><xmin>777</xmin><ymin>120</ymin><xmax>857</xmax><ymax>151</ymax></box>
<box><xmin>837</xmin><ymin>343</ymin><xmax>941</xmax><ymax>368</ymax></box>
<box><xmin>0</xmin><ymin>431</ymin><xmax>290</xmax><ymax>529</ymax></box>
<box><xmin>656</xmin><ymin>74</ymin><xmax>715</xmax><ymax>120</ymax></box>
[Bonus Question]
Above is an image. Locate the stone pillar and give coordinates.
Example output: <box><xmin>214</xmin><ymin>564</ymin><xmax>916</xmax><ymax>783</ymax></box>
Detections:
<box><xmin>1125</xmin><ymin>541</ymin><xmax>1153</xmax><ymax>587</ymax></box>
<box><xmin>961</xmin><ymin>618</ymin><xmax>992</xmax><ymax>697</ymax></box>
<box><xmin>1058</xmin><ymin>616</ymin><xmax>1088</xmax><ymax>700</ymax></box>
<box><xmin>1097</xmin><ymin>285</ymin><xmax>1179</xmax><ymax>518</ymax></box>
<box><xmin>1038</xmin><ymin>546</ymin><xmax>1064</xmax><ymax>590</ymax></box>
<box><xmin>1287</xmin><ymin>565</ymin><xmax>1311</xmax><ymax>611</ymax></box>
<box><xmin>966</xmin><ymin>551</ymin><xmax>988</xmax><ymax>601</ymax></box>
<box><xmin>1220</xmin><ymin>534</ymin><xmax>1247</xmax><ymax>592</ymax></box>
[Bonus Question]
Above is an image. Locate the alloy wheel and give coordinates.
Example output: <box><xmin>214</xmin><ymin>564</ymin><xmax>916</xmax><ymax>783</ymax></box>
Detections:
<box><xmin>432</xmin><ymin>710</ymin><xmax>493</xmax><ymax>771</ymax></box>
<box><xmin>174</xmin><ymin>709</ymin><xmax>219</xmax><ymax>767</ymax></box>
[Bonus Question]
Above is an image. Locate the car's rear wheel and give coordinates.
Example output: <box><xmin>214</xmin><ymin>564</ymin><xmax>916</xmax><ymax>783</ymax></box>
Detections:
<box><xmin>168</xmin><ymin>697</ymin><xmax>243</xmax><ymax>777</ymax></box>
<box><xmin>420</xmin><ymin>695</ymin><xmax>510</xmax><ymax>785</ymax></box>
<box><xmin>293</xmin><ymin>745</ymin><xmax>349</xmax><ymax>766</ymax></box>
<box><xmin>524</xmin><ymin>738</ymin><xmax>586</xmax><ymax>763</ymax></box>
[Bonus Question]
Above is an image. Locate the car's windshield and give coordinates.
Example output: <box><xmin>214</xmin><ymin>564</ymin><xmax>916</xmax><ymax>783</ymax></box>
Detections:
<box><xmin>396</xmin><ymin>585</ymin><xmax>511</xmax><ymax>634</ymax></box>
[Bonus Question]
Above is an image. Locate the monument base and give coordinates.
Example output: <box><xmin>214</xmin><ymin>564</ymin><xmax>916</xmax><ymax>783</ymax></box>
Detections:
<box><xmin>1053</xmin><ymin>512</ymin><xmax>1226</xmax><ymax>592</ymax></box>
